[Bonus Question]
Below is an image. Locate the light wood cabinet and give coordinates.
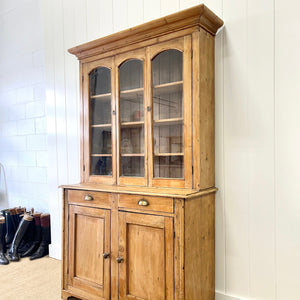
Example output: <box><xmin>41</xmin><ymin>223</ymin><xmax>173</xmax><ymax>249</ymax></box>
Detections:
<box><xmin>61</xmin><ymin>4</ymin><xmax>223</xmax><ymax>300</ymax></box>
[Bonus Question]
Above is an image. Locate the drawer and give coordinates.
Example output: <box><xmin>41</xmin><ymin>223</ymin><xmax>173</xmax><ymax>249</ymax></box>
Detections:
<box><xmin>118</xmin><ymin>194</ymin><xmax>173</xmax><ymax>213</ymax></box>
<box><xmin>67</xmin><ymin>189</ymin><xmax>111</xmax><ymax>207</ymax></box>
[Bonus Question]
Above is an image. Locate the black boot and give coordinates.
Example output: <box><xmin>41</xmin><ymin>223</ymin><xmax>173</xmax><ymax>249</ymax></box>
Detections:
<box><xmin>8</xmin><ymin>214</ymin><xmax>33</xmax><ymax>261</ymax></box>
<box><xmin>4</xmin><ymin>210</ymin><xmax>16</xmax><ymax>246</ymax></box>
<box><xmin>0</xmin><ymin>216</ymin><xmax>9</xmax><ymax>265</ymax></box>
<box><xmin>21</xmin><ymin>213</ymin><xmax>42</xmax><ymax>257</ymax></box>
<box><xmin>30</xmin><ymin>214</ymin><xmax>51</xmax><ymax>260</ymax></box>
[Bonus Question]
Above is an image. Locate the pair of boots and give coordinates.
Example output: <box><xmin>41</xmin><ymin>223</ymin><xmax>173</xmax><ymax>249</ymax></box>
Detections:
<box><xmin>0</xmin><ymin>213</ymin><xmax>51</xmax><ymax>264</ymax></box>
<box><xmin>2</xmin><ymin>207</ymin><xmax>26</xmax><ymax>246</ymax></box>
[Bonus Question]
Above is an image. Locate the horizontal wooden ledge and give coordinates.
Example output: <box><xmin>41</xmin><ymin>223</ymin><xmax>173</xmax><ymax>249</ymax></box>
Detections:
<box><xmin>154</xmin><ymin>153</ymin><xmax>183</xmax><ymax>156</ymax></box>
<box><xmin>90</xmin><ymin>93</ymin><xmax>111</xmax><ymax>99</ymax></box>
<box><xmin>59</xmin><ymin>183</ymin><xmax>218</xmax><ymax>199</ymax></box>
<box><xmin>121</xmin><ymin>153</ymin><xmax>144</xmax><ymax>157</ymax></box>
<box><xmin>153</xmin><ymin>80</ymin><xmax>183</xmax><ymax>90</ymax></box>
<box><xmin>153</xmin><ymin>118</ymin><xmax>183</xmax><ymax>125</ymax></box>
<box><xmin>91</xmin><ymin>154</ymin><xmax>112</xmax><ymax>157</ymax></box>
<box><xmin>120</xmin><ymin>87</ymin><xmax>144</xmax><ymax>94</ymax></box>
<box><xmin>91</xmin><ymin>124</ymin><xmax>112</xmax><ymax>128</ymax></box>
<box><xmin>121</xmin><ymin>121</ymin><xmax>144</xmax><ymax>127</ymax></box>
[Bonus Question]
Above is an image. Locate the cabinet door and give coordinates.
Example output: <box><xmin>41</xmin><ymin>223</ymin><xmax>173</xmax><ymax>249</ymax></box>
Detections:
<box><xmin>82</xmin><ymin>57</ymin><xmax>117</xmax><ymax>184</ymax></box>
<box><xmin>115</xmin><ymin>49</ymin><xmax>147</xmax><ymax>186</ymax></box>
<box><xmin>118</xmin><ymin>212</ymin><xmax>174</xmax><ymax>300</ymax></box>
<box><xmin>68</xmin><ymin>205</ymin><xmax>110</xmax><ymax>300</ymax></box>
<box><xmin>147</xmin><ymin>37</ymin><xmax>192</xmax><ymax>188</ymax></box>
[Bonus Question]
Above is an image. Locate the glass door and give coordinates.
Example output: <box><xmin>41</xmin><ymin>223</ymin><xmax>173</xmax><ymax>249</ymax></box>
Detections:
<box><xmin>83</xmin><ymin>58</ymin><xmax>116</xmax><ymax>184</ymax></box>
<box><xmin>117</xmin><ymin>51</ymin><xmax>147</xmax><ymax>186</ymax></box>
<box><xmin>148</xmin><ymin>37</ymin><xmax>192</xmax><ymax>188</ymax></box>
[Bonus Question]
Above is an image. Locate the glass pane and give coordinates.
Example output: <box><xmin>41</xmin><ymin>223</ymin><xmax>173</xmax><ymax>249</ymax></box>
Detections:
<box><xmin>152</xmin><ymin>49</ymin><xmax>182</xmax><ymax>86</ymax></box>
<box><xmin>89</xmin><ymin>67</ymin><xmax>112</xmax><ymax>176</ymax></box>
<box><xmin>121</xmin><ymin>157</ymin><xmax>144</xmax><ymax>177</ymax></box>
<box><xmin>154</xmin><ymin>156</ymin><xmax>183</xmax><ymax>178</ymax></box>
<box><xmin>90</xmin><ymin>98</ymin><xmax>111</xmax><ymax>125</ymax></box>
<box><xmin>119</xmin><ymin>59</ymin><xmax>143</xmax><ymax>91</ymax></box>
<box><xmin>121</xmin><ymin>127</ymin><xmax>144</xmax><ymax>154</ymax></box>
<box><xmin>91</xmin><ymin>128</ymin><xmax>112</xmax><ymax>155</ymax></box>
<box><xmin>119</xmin><ymin>59</ymin><xmax>144</xmax><ymax>177</ymax></box>
<box><xmin>153</xmin><ymin>85</ymin><xmax>183</xmax><ymax>120</ymax></box>
<box><xmin>120</xmin><ymin>93</ymin><xmax>144</xmax><ymax>123</ymax></box>
<box><xmin>152</xmin><ymin>50</ymin><xmax>184</xmax><ymax>179</ymax></box>
<box><xmin>90</xmin><ymin>67</ymin><xmax>111</xmax><ymax>95</ymax></box>
<box><xmin>91</xmin><ymin>156</ymin><xmax>112</xmax><ymax>176</ymax></box>
<box><xmin>153</xmin><ymin>124</ymin><xmax>183</xmax><ymax>154</ymax></box>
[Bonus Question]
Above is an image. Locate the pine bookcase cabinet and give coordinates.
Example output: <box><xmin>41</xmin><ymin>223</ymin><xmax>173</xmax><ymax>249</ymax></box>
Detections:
<box><xmin>61</xmin><ymin>4</ymin><xmax>223</xmax><ymax>300</ymax></box>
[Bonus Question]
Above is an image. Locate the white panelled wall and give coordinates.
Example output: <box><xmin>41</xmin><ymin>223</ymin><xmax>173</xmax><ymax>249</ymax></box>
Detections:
<box><xmin>0</xmin><ymin>0</ymin><xmax>298</xmax><ymax>299</ymax></box>
<box><xmin>0</xmin><ymin>0</ymin><xmax>48</xmax><ymax>212</ymax></box>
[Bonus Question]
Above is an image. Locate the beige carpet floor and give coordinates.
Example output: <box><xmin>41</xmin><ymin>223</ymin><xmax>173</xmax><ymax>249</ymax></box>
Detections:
<box><xmin>0</xmin><ymin>256</ymin><xmax>62</xmax><ymax>300</ymax></box>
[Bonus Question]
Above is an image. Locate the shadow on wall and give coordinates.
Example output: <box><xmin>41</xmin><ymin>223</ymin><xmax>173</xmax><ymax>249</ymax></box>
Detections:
<box><xmin>0</xmin><ymin>163</ymin><xmax>9</xmax><ymax>210</ymax></box>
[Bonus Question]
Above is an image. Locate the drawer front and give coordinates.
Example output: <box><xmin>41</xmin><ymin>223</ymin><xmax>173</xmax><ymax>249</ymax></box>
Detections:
<box><xmin>118</xmin><ymin>194</ymin><xmax>173</xmax><ymax>213</ymax></box>
<box><xmin>67</xmin><ymin>189</ymin><xmax>111</xmax><ymax>207</ymax></box>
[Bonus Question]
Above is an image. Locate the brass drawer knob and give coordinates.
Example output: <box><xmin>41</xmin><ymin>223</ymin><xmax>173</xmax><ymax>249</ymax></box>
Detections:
<box><xmin>138</xmin><ymin>199</ymin><xmax>149</xmax><ymax>206</ymax></box>
<box><xmin>84</xmin><ymin>194</ymin><xmax>94</xmax><ymax>201</ymax></box>
<box><xmin>103</xmin><ymin>253</ymin><xmax>110</xmax><ymax>259</ymax></box>
<box><xmin>116</xmin><ymin>256</ymin><xmax>124</xmax><ymax>263</ymax></box>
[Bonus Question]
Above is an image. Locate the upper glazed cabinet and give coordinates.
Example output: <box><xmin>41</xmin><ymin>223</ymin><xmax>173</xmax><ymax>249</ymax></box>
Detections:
<box><xmin>71</xmin><ymin>4</ymin><xmax>223</xmax><ymax>189</ymax></box>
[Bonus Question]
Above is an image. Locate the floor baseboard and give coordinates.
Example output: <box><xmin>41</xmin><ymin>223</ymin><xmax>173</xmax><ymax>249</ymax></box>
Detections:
<box><xmin>216</xmin><ymin>292</ymin><xmax>242</xmax><ymax>300</ymax></box>
<box><xmin>49</xmin><ymin>243</ymin><xmax>61</xmax><ymax>260</ymax></box>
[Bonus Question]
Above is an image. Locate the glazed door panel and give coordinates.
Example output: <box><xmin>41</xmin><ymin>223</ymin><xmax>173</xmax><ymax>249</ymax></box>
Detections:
<box><xmin>147</xmin><ymin>37</ymin><xmax>192</xmax><ymax>189</ymax></box>
<box><xmin>118</xmin><ymin>212</ymin><xmax>174</xmax><ymax>300</ymax></box>
<box><xmin>68</xmin><ymin>205</ymin><xmax>110</xmax><ymax>300</ymax></box>
<box><xmin>83</xmin><ymin>57</ymin><xmax>117</xmax><ymax>184</ymax></box>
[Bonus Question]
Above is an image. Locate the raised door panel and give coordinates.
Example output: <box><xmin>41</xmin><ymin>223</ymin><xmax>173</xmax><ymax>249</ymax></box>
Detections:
<box><xmin>68</xmin><ymin>205</ymin><xmax>110</xmax><ymax>300</ymax></box>
<box><xmin>118</xmin><ymin>212</ymin><xmax>174</xmax><ymax>300</ymax></box>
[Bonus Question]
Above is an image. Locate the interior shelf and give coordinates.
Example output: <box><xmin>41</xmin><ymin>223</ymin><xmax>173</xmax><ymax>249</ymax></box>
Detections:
<box><xmin>121</xmin><ymin>153</ymin><xmax>144</xmax><ymax>157</ymax></box>
<box><xmin>90</xmin><ymin>93</ymin><xmax>111</xmax><ymax>100</ymax></box>
<box><xmin>153</xmin><ymin>118</ymin><xmax>183</xmax><ymax>125</ymax></box>
<box><xmin>91</xmin><ymin>154</ymin><xmax>112</xmax><ymax>157</ymax></box>
<box><xmin>153</xmin><ymin>81</ymin><xmax>183</xmax><ymax>95</ymax></box>
<box><xmin>91</xmin><ymin>124</ymin><xmax>112</xmax><ymax>128</ymax></box>
<box><xmin>121</xmin><ymin>121</ymin><xmax>144</xmax><ymax>128</ymax></box>
<box><xmin>154</xmin><ymin>153</ymin><xmax>184</xmax><ymax>156</ymax></box>
<box><xmin>120</xmin><ymin>87</ymin><xmax>144</xmax><ymax>100</ymax></box>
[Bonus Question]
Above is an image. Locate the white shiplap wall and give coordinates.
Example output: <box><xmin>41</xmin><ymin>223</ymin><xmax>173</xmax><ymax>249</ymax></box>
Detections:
<box><xmin>42</xmin><ymin>0</ymin><xmax>300</xmax><ymax>299</ymax></box>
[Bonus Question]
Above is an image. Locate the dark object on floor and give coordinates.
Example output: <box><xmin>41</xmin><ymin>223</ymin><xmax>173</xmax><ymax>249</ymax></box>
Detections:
<box><xmin>3</xmin><ymin>210</ymin><xmax>16</xmax><ymax>246</ymax></box>
<box><xmin>0</xmin><ymin>217</ymin><xmax>9</xmax><ymax>265</ymax></box>
<box><xmin>21</xmin><ymin>213</ymin><xmax>42</xmax><ymax>257</ymax></box>
<box><xmin>30</xmin><ymin>214</ymin><xmax>51</xmax><ymax>260</ymax></box>
<box><xmin>8</xmin><ymin>214</ymin><xmax>33</xmax><ymax>261</ymax></box>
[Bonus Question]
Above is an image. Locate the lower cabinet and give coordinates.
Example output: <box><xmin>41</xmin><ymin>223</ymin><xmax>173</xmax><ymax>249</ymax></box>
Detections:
<box><xmin>62</xmin><ymin>188</ymin><xmax>215</xmax><ymax>300</ymax></box>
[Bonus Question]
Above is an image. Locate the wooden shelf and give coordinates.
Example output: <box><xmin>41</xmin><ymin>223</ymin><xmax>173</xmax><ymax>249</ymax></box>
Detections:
<box><xmin>153</xmin><ymin>118</ymin><xmax>183</xmax><ymax>126</ymax></box>
<box><xmin>120</xmin><ymin>88</ymin><xmax>144</xmax><ymax>101</ymax></box>
<box><xmin>121</xmin><ymin>153</ymin><xmax>144</xmax><ymax>157</ymax></box>
<box><xmin>121</xmin><ymin>121</ymin><xmax>144</xmax><ymax>128</ymax></box>
<box><xmin>153</xmin><ymin>81</ymin><xmax>183</xmax><ymax>95</ymax></box>
<box><xmin>90</xmin><ymin>93</ymin><xmax>111</xmax><ymax>100</ymax></box>
<box><xmin>154</xmin><ymin>153</ymin><xmax>184</xmax><ymax>156</ymax></box>
<box><xmin>91</xmin><ymin>154</ymin><xmax>112</xmax><ymax>157</ymax></box>
<box><xmin>91</xmin><ymin>124</ymin><xmax>112</xmax><ymax>128</ymax></box>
